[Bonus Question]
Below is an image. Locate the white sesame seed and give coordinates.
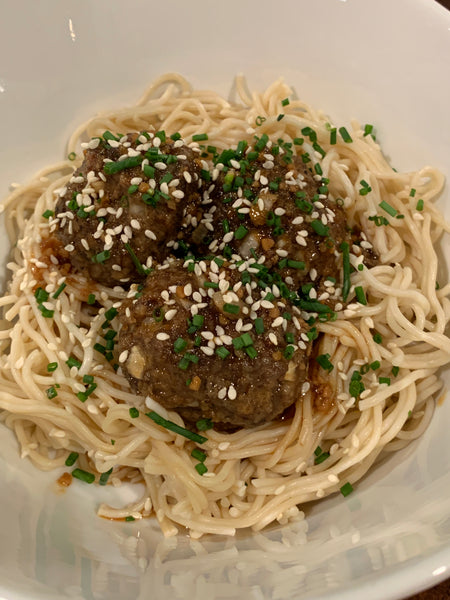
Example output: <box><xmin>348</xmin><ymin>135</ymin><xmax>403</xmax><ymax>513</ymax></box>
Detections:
<box><xmin>228</xmin><ymin>386</ymin><xmax>237</xmax><ymax>400</ymax></box>
<box><xmin>154</xmin><ymin>162</ymin><xmax>167</xmax><ymax>170</ymax></box>
<box><xmin>201</xmin><ymin>346</ymin><xmax>214</xmax><ymax>356</ymax></box>
<box><xmin>156</xmin><ymin>332</ymin><xmax>170</xmax><ymax>341</ymax></box>
<box><xmin>118</xmin><ymin>350</ymin><xmax>129</xmax><ymax>363</ymax></box>
<box><xmin>269</xmin><ymin>333</ymin><xmax>278</xmax><ymax>345</ymax></box>
<box><xmin>218</xmin><ymin>387</ymin><xmax>227</xmax><ymax>399</ymax></box>
<box><xmin>165</xmin><ymin>309</ymin><xmax>177</xmax><ymax>321</ymax></box>
<box><xmin>272</xmin><ymin>316</ymin><xmax>284</xmax><ymax>327</ymax></box>
<box><xmin>260</xmin><ymin>175</ymin><xmax>269</xmax><ymax>185</ymax></box>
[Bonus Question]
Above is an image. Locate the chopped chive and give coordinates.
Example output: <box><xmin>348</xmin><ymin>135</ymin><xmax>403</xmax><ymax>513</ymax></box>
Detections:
<box><xmin>38</xmin><ymin>304</ymin><xmax>54</xmax><ymax>319</ymax></box>
<box><xmin>204</xmin><ymin>281</ymin><xmax>219</xmax><ymax>289</ymax></box>
<box><xmin>195</xmin><ymin>463</ymin><xmax>208</xmax><ymax>475</ymax></box>
<box><xmin>191</xmin><ymin>448</ymin><xmax>207</xmax><ymax>462</ymax></box>
<box><xmin>368</xmin><ymin>215</ymin><xmax>389</xmax><ymax>227</ymax></box>
<box><xmin>192</xmin><ymin>133</ymin><xmax>208</xmax><ymax>142</ymax></box>
<box><xmin>92</xmin><ymin>250</ymin><xmax>110</xmax><ymax>264</ymax></box>
<box><xmin>215</xmin><ymin>346</ymin><xmax>230</xmax><ymax>360</ymax></box>
<box><xmin>409</xmin><ymin>188</ymin><xmax>416</xmax><ymax>197</ymax></box>
<box><xmin>35</xmin><ymin>287</ymin><xmax>49</xmax><ymax>303</ymax></box>
<box><xmin>196</xmin><ymin>418</ymin><xmax>213</xmax><ymax>431</ymax></box>
<box><xmin>370</xmin><ymin>360</ymin><xmax>381</xmax><ymax>370</ymax></box>
<box><xmin>277</xmin><ymin>114</ymin><xmax>285</xmax><ymax>121</ymax></box>
<box><xmin>72</xmin><ymin>469</ymin><xmax>95</xmax><ymax>484</ymax></box>
<box><xmin>232</xmin><ymin>337</ymin><xmax>244</xmax><ymax>350</ymax></box>
<box><xmin>285</xmin><ymin>332</ymin><xmax>294</xmax><ymax>344</ymax></box>
<box><xmin>125</xmin><ymin>516</ymin><xmax>135</xmax><ymax>522</ymax></box>
<box><xmin>42</xmin><ymin>209</ymin><xmax>54</xmax><ymax>219</ymax></box>
<box><xmin>340</xmin><ymin>241</ymin><xmax>350</xmax><ymax>302</ymax></box>
<box><xmin>255</xmin><ymin>116</ymin><xmax>266</xmax><ymax>127</ymax></box>
<box><xmin>293</xmin><ymin>137</ymin><xmax>304</xmax><ymax>146</ymax></box>
<box><xmin>102</xmin><ymin>130</ymin><xmax>119</xmax><ymax>141</ymax></box>
<box><xmin>66</xmin><ymin>357</ymin><xmax>81</xmax><ymax>369</ymax></box>
<box><xmin>379</xmin><ymin>377</ymin><xmax>391</xmax><ymax>386</ymax></box>
<box><xmin>240</xmin><ymin>333</ymin><xmax>253</xmax><ymax>347</ymax></box>
<box><xmin>287</xmin><ymin>259</ymin><xmax>305</xmax><ymax>270</ymax></box>
<box><xmin>391</xmin><ymin>365</ymin><xmax>400</xmax><ymax>377</ymax></box>
<box><xmin>173</xmin><ymin>337</ymin><xmax>188</xmax><ymax>353</ymax></box>
<box><xmin>65</xmin><ymin>452</ymin><xmax>79</xmax><ymax>467</ymax></box>
<box><xmin>363</xmin><ymin>124</ymin><xmax>374</xmax><ymax>137</ymax></box>
<box><xmin>354</xmin><ymin>286</ymin><xmax>367</xmax><ymax>305</ymax></box>
<box><xmin>127</xmin><ymin>184</ymin><xmax>139</xmax><ymax>195</ymax></box>
<box><xmin>339</xmin><ymin>127</ymin><xmax>353</xmax><ymax>143</ymax></box>
<box><xmin>372</xmin><ymin>333</ymin><xmax>383</xmax><ymax>344</ymax></box>
<box><xmin>283</xmin><ymin>345</ymin><xmax>295</xmax><ymax>360</ymax></box>
<box><xmin>129</xmin><ymin>407</ymin><xmax>139</xmax><ymax>418</ymax></box>
<box><xmin>52</xmin><ymin>282</ymin><xmax>67</xmax><ymax>299</ymax></box>
<box><xmin>46</xmin><ymin>386</ymin><xmax>58</xmax><ymax>399</ymax></box>
<box><xmin>314</xmin><ymin>452</ymin><xmax>330</xmax><ymax>465</ymax></box>
<box><xmin>170</xmin><ymin>132</ymin><xmax>181</xmax><ymax>141</ymax></box>
<box><xmin>146</xmin><ymin>411</ymin><xmax>207</xmax><ymax>444</ymax></box>
<box><xmin>87</xmin><ymin>294</ymin><xmax>96</xmax><ymax>305</ymax></box>
<box><xmin>311</xmin><ymin>220</ymin><xmax>329</xmax><ymax>237</ymax></box>
<box><xmin>47</xmin><ymin>362</ymin><xmax>58</xmax><ymax>372</ymax></box>
<box><xmin>316</xmin><ymin>353</ymin><xmax>334</xmax><ymax>372</ymax></box>
<box><xmin>245</xmin><ymin>345</ymin><xmax>258</xmax><ymax>359</ymax></box>
<box><xmin>340</xmin><ymin>482</ymin><xmax>354</xmax><ymax>497</ymax></box>
<box><xmin>416</xmin><ymin>199</ymin><xmax>424</xmax><ymax>211</ymax></box>
<box><xmin>254</xmin><ymin>317</ymin><xmax>265</xmax><ymax>334</ymax></box>
<box><xmin>124</xmin><ymin>243</ymin><xmax>148</xmax><ymax>276</ymax></box>
<box><xmin>330</xmin><ymin>128</ymin><xmax>337</xmax><ymax>145</ymax></box>
<box><xmin>234</xmin><ymin>225</ymin><xmax>248</xmax><ymax>240</ymax></box>
<box><xmin>314</xmin><ymin>446</ymin><xmax>323</xmax><ymax>457</ymax></box>
<box><xmin>68</xmin><ymin>151</ymin><xmax>77</xmax><ymax>161</ymax></box>
<box><xmin>143</xmin><ymin>164</ymin><xmax>155</xmax><ymax>178</ymax></box>
<box><xmin>281</xmin><ymin>98</ymin><xmax>290</xmax><ymax>107</ymax></box>
<box><xmin>104</xmin><ymin>155</ymin><xmax>143</xmax><ymax>175</ymax></box>
<box><xmin>224</xmin><ymin>303</ymin><xmax>240</xmax><ymax>314</ymax></box>
<box><xmin>379</xmin><ymin>200</ymin><xmax>398</xmax><ymax>217</ymax></box>
<box><xmin>99</xmin><ymin>468</ymin><xmax>113</xmax><ymax>486</ymax></box>
<box><xmin>192</xmin><ymin>314</ymin><xmax>205</xmax><ymax>328</ymax></box>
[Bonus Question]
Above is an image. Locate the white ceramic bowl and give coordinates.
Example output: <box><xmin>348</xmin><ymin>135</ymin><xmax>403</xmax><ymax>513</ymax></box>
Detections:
<box><xmin>0</xmin><ymin>1</ymin><xmax>449</xmax><ymax>598</ymax></box>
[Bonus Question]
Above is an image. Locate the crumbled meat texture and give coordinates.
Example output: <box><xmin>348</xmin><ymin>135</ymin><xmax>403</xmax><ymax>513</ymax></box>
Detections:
<box><xmin>117</xmin><ymin>259</ymin><xmax>312</xmax><ymax>428</ymax></box>
<box><xmin>182</xmin><ymin>137</ymin><xmax>351</xmax><ymax>308</ymax></box>
<box><xmin>53</xmin><ymin>134</ymin><xmax>202</xmax><ymax>285</ymax></box>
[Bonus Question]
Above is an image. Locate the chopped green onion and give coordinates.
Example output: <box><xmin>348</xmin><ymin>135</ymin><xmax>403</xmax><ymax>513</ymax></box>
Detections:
<box><xmin>68</xmin><ymin>152</ymin><xmax>77</xmax><ymax>161</ymax></box>
<box><xmin>340</xmin><ymin>241</ymin><xmax>350</xmax><ymax>302</ymax></box>
<box><xmin>104</xmin><ymin>155</ymin><xmax>143</xmax><ymax>175</ymax></box>
<box><xmin>281</xmin><ymin>98</ymin><xmax>290</xmax><ymax>107</ymax></box>
<box><xmin>224</xmin><ymin>303</ymin><xmax>240</xmax><ymax>315</ymax></box>
<box><xmin>379</xmin><ymin>200</ymin><xmax>398</xmax><ymax>217</ymax></box>
<box><xmin>124</xmin><ymin>243</ymin><xmax>148</xmax><ymax>276</ymax></box>
<box><xmin>409</xmin><ymin>188</ymin><xmax>416</xmax><ymax>197</ymax></box>
<box><xmin>245</xmin><ymin>345</ymin><xmax>258</xmax><ymax>359</ymax></box>
<box><xmin>143</xmin><ymin>164</ymin><xmax>155</xmax><ymax>179</ymax></box>
<box><xmin>35</xmin><ymin>287</ymin><xmax>49</xmax><ymax>303</ymax></box>
<box><xmin>277</xmin><ymin>114</ymin><xmax>285</xmax><ymax>121</ymax></box>
<box><xmin>87</xmin><ymin>294</ymin><xmax>96</xmax><ymax>305</ymax></box>
<box><xmin>66</xmin><ymin>357</ymin><xmax>81</xmax><ymax>369</ymax></box>
<box><xmin>340</xmin><ymin>482</ymin><xmax>354</xmax><ymax>497</ymax></box>
<box><xmin>196</xmin><ymin>418</ymin><xmax>213</xmax><ymax>431</ymax></box>
<box><xmin>391</xmin><ymin>365</ymin><xmax>400</xmax><ymax>377</ymax></box>
<box><xmin>354</xmin><ymin>286</ymin><xmax>367</xmax><ymax>305</ymax></box>
<box><xmin>287</xmin><ymin>259</ymin><xmax>305</xmax><ymax>270</ymax></box>
<box><xmin>46</xmin><ymin>386</ymin><xmax>58</xmax><ymax>399</ymax></box>
<box><xmin>92</xmin><ymin>250</ymin><xmax>110</xmax><ymax>264</ymax></box>
<box><xmin>379</xmin><ymin>377</ymin><xmax>391</xmax><ymax>386</ymax></box>
<box><xmin>359</xmin><ymin>180</ymin><xmax>372</xmax><ymax>196</ymax></box>
<box><xmin>173</xmin><ymin>337</ymin><xmax>188</xmax><ymax>354</ymax></box>
<box><xmin>125</xmin><ymin>516</ymin><xmax>135</xmax><ymax>522</ymax></box>
<box><xmin>72</xmin><ymin>469</ymin><xmax>95</xmax><ymax>484</ymax></box>
<box><xmin>370</xmin><ymin>360</ymin><xmax>381</xmax><ymax>371</ymax></box>
<box><xmin>314</xmin><ymin>451</ymin><xmax>330</xmax><ymax>465</ymax></box>
<box><xmin>129</xmin><ymin>407</ymin><xmax>139</xmax><ymax>418</ymax></box>
<box><xmin>42</xmin><ymin>209</ymin><xmax>54</xmax><ymax>219</ymax></box>
<box><xmin>99</xmin><ymin>468</ymin><xmax>113</xmax><ymax>486</ymax></box>
<box><xmin>372</xmin><ymin>333</ymin><xmax>383</xmax><ymax>344</ymax></box>
<box><xmin>192</xmin><ymin>314</ymin><xmax>204</xmax><ymax>328</ymax></box>
<box><xmin>127</xmin><ymin>184</ymin><xmax>139</xmax><ymax>195</ymax></box>
<box><xmin>52</xmin><ymin>282</ymin><xmax>67</xmax><ymax>299</ymax></box>
<box><xmin>311</xmin><ymin>220</ymin><xmax>329</xmax><ymax>237</ymax></box>
<box><xmin>47</xmin><ymin>362</ymin><xmax>58</xmax><ymax>372</ymax></box>
<box><xmin>192</xmin><ymin>133</ymin><xmax>208</xmax><ymax>142</ymax></box>
<box><xmin>330</xmin><ymin>128</ymin><xmax>337</xmax><ymax>145</ymax></box>
<box><xmin>191</xmin><ymin>448</ymin><xmax>207</xmax><ymax>462</ymax></box>
<box><xmin>215</xmin><ymin>346</ymin><xmax>230</xmax><ymax>360</ymax></box>
<box><xmin>416</xmin><ymin>199</ymin><xmax>424</xmax><ymax>211</ymax></box>
<box><xmin>363</xmin><ymin>124</ymin><xmax>374</xmax><ymax>137</ymax></box>
<box><xmin>234</xmin><ymin>225</ymin><xmax>248</xmax><ymax>240</ymax></box>
<box><xmin>65</xmin><ymin>452</ymin><xmax>79</xmax><ymax>467</ymax></box>
<box><xmin>254</xmin><ymin>318</ymin><xmax>265</xmax><ymax>334</ymax></box>
<box><xmin>339</xmin><ymin>127</ymin><xmax>353</xmax><ymax>143</ymax></box>
<box><xmin>146</xmin><ymin>411</ymin><xmax>207</xmax><ymax>444</ymax></box>
<box><xmin>316</xmin><ymin>353</ymin><xmax>334</xmax><ymax>372</ymax></box>
<box><xmin>255</xmin><ymin>116</ymin><xmax>266</xmax><ymax>127</ymax></box>
<box><xmin>283</xmin><ymin>345</ymin><xmax>295</xmax><ymax>360</ymax></box>
<box><xmin>314</xmin><ymin>446</ymin><xmax>323</xmax><ymax>456</ymax></box>
<box><xmin>195</xmin><ymin>463</ymin><xmax>208</xmax><ymax>475</ymax></box>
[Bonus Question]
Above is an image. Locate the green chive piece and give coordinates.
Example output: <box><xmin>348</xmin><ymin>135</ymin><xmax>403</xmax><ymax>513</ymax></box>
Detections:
<box><xmin>416</xmin><ymin>199</ymin><xmax>424</xmax><ymax>211</ymax></box>
<box><xmin>316</xmin><ymin>353</ymin><xmax>334</xmax><ymax>372</ymax></box>
<box><xmin>314</xmin><ymin>452</ymin><xmax>330</xmax><ymax>465</ymax></box>
<box><xmin>339</xmin><ymin>127</ymin><xmax>353</xmax><ymax>143</ymax></box>
<box><xmin>129</xmin><ymin>407</ymin><xmax>139</xmax><ymax>418</ymax></box>
<box><xmin>254</xmin><ymin>318</ymin><xmax>265</xmax><ymax>334</ymax></box>
<box><xmin>125</xmin><ymin>516</ymin><xmax>135</xmax><ymax>522</ymax></box>
<box><xmin>66</xmin><ymin>357</ymin><xmax>81</xmax><ymax>369</ymax></box>
<box><xmin>72</xmin><ymin>469</ymin><xmax>95</xmax><ymax>484</ymax></box>
<box><xmin>215</xmin><ymin>346</ymin><xmax>230</xmax><ymax>360</ymax></box>
<box><xmin>87</xmin><ymin>294</ymin><xmax>96</xmax><ymax>305</ymax></box>
<box><xmin>370</xmin><ymin>360</ymin><xmax>381</xmax><ymax>370</ymax></box>
<box><xmin>191</xmin><ymin>448</ymin><xmax>207</xmax><ymax>462</ymax></box>
<box><xmin>281</xmin><ymin>98</ymin><xmax>290</xmax><ymax>107</ymax></box>
<box><xmin>379</xmin><ymin>200</ymin><xmax>398</xmax><ymax>217</ymax></box>
<box><xmin>283</xmin><ymin>345</ymin><xmax>295</xmax><ymax>360</ymax></box>
<box><xmin>234</xmin><ymin>225</ymin><xmax>248</xmax><ymax>240</ymax></box>
<box><xmin>373</xmin><ymin>333</ymin><xmax>383</xmax><ymax>344</ymax></box>
<box><xmin>363</xmin><ymin>124</ymin><xmax>374</xmax><ymax>137</ymax></box>
<box><xmin>277</xmin><ymin>114</ymin><xmax>285</xmax><ymax>121</ymax></box>
<box><xmin>192</xmin><ymin>133</ymin><xmax>208</xmax><ymax>142</ymax></box>
<box><xmin>391</xmin><ymin>365</ymin><xmax>400</xmax><ymax>377</ymax></box>
<box><xmin>92</xmin><ymin>250</ymin><xmax>110</xmax><ymax>264</ymax></box>
<box><xmin>192</xmin><ymin>314</ymin><xmax>204</xmax><ymax>328</ymax></box>
<box><xmin>52</xmin><ymin>282</ymin><xmax>67</xmax><ymax>299</ymax></box>
<box><xmin>124</xmin><ymin>243</ymin><xmax>148</xmax><ymax>276</ymax></box>
<box><xmin>99</xmin><ymin>468</ymin><xmax>113</xmax><ymax>486</ymax></box>
<box><xmin>47</xmin><ymin>362</ymin><xmax>58</xmax><ymax>372</ymax></box>
<box><xmin>104</xmin><ymin>156</ymin><xmax>143</xmax><ymax>175</ymax></box>
<box><xmin>46</xmin><ymin>386</ymin><xmax>58</xmax><ymax>399</ymax></box>
<box><xmin>379</xmin><ymin>377</ymin><xmax>391</xmax><ymax>386</ymax></box>
<box><xmin>224</xmin><ymin>303</ymin><xmax>240</xmax><ymax>315</ymax></box>
<box><xmin>340</xmin><ymin>241</ymin><xmax>350</xmax><ymax>302</ymax></box>
<box><xmin>340</xmin><ymin>482</ymin><xmax>354</xmax><ymax>497</ymax></box>
<box><xmin>146</xmin><ymin>411</ymin><xmax>207</xmax><ymax>443</ymax></box>
<box><xmin>409</xmin><ymin>188</ymin><xmax>416</xmax><ymax>197</ymax></box>
<box><xmin>314</xmin><ymin>446</ymin><xmax>322</xmax><ymax>456</ymax></box>
<box><xmin>196</xmin><ymin>418</ymin><xmax>213</xmax><ymax>431</ymax></box>
<box><xmin>173</xmin><ymin>338</ymin><xmax>188</xmax><ymax>354</ymax></box>
<box><xmin>68</xmin><ymin>152</ymin><xmax>77</xmax><ymax>161</ymax></box>
<box><xmin>287</xmin><ymin>259</ymin><xmax>305</xmax><ymax>270</ymax></box>
<box><xmin>245</xmin><ymin>345</ymin><xmax>258</xmax><ymax>359</ymax></box>
<box><xmin>195</xmin><ymin>463</ymin><xmax>208</xmax><ymax>475</ymax></box>
<box><xmin>42</xmin><ymin>209</ymin><xmax>54</xmax><ymax>219</ymax></box>
<box><xmin>354</xmin><ymin>286</ymin><xmax>367</xmax><ymax>305</ymax></box>
<box><xmin>330</xmin><ymin>128</ymin><xmax>337</xmax><ymax>145</ymax></box>
<box><xmin>311</xmin><ymin>220</ymin><xmax>329</xmax><ymax>237</ymax></box>
<box><xmin>65</xmin><ymin>452</ymin><xmax>79</xmax><ymax>467</ymax></box>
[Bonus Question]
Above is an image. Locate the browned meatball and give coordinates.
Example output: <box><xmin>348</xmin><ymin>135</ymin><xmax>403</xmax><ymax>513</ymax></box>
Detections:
<box><xmin>183</xmin><ymin>135</ymin><xmax>349</xmax><ymax>310</ymax></box>
<box><xmin>117</xmin><ymin>258</ymin><xmax>311</xmax><ymax>428</ymax></box>
<box><xmin>53</xmin><ymin>132</ymin><xmax>202</xmax><ymax>286</ymax></box>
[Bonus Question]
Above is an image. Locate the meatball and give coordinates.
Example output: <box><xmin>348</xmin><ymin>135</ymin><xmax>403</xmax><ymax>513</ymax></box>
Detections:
<box><xmin>117</xmin><ymin>257</ymin><xmax>311</xmax><ymax>428</ymax></box>
<box><xmin>183</xmin><ymin>134</ymin><xmax>349</xmax><ymax>309</ymax></box>
<box><xmin>53</xmin><ymin>132</ymin><xmax>202</xmax><ymax>286</ymax></box>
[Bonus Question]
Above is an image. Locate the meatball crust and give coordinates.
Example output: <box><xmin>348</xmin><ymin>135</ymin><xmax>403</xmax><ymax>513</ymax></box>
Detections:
<box><xmin>53</xmin><ymin>132</ymin><xmax>202</xmax><ymax>286</ymax></box>
<box><xmin>117</xmin><ymin>258</ymin><xmax>311</xmax><ymax>428</ymax></box>
<box><xmin>183</xmin><ymin>136</ymin><xmax>349</xmax><ymax>309</ymax></box>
